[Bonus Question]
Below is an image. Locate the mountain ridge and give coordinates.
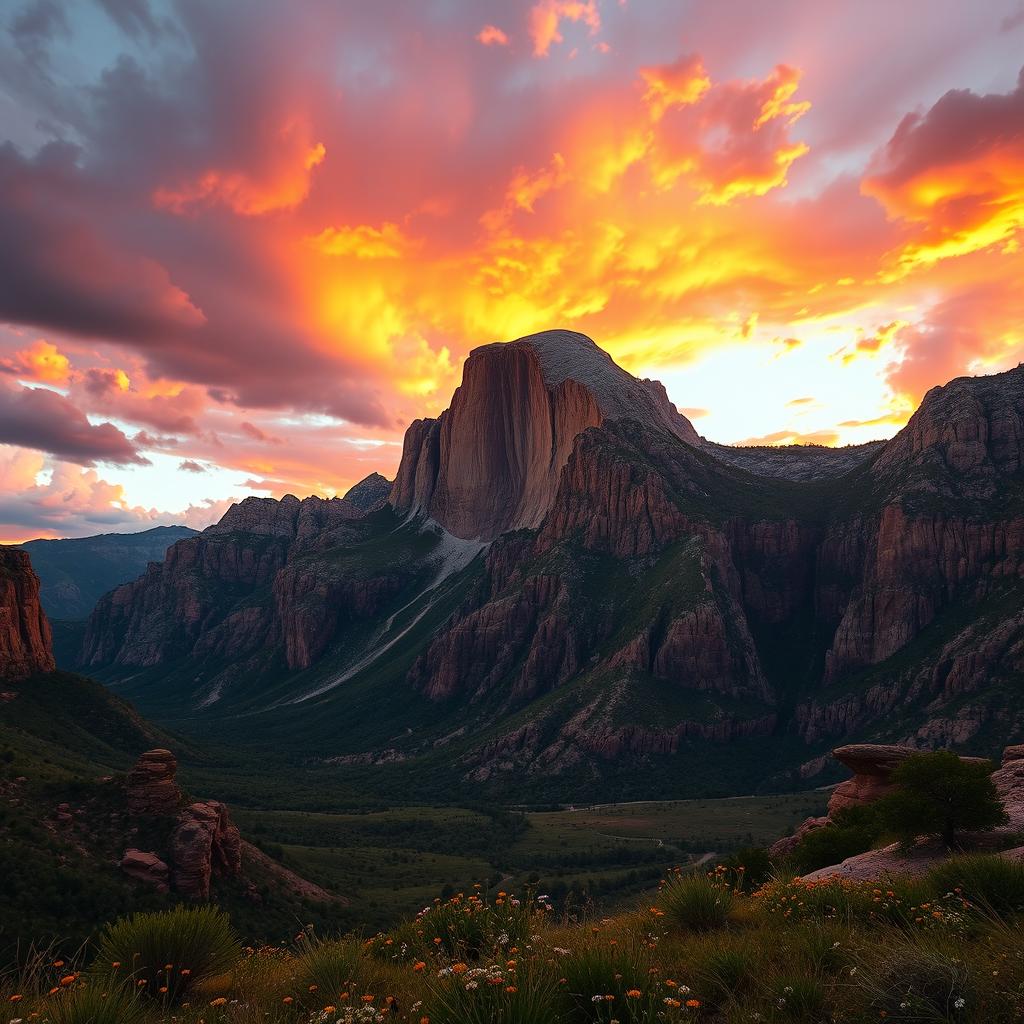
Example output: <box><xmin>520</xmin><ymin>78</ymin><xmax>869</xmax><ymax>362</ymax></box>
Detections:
<box><xmin>75</xmin><ymin>332</ymin><xmax>1024</xmax><ymax>800</ymax></box>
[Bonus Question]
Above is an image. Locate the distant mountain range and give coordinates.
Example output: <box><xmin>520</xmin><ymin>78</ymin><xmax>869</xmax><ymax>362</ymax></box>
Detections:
<box><xmin>58</xmin><ymin>330</ymin><xmax>1024</xmax><ymax>801</ymax></box>
<box><xmin>21</xmin><ymin>526</ymin><xmax>199</xmax><ymax>620</ymax></box>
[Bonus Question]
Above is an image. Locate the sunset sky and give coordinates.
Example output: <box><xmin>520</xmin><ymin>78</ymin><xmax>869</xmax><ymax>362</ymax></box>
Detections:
<box><xmin>1</xmin><ymin>0</ymin><xmax>1023</xmax><ymax>540</ymax></box>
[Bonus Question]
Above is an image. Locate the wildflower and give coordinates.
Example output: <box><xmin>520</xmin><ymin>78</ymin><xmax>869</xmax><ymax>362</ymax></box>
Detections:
<box><xmin>210</xmin><ymin>997</ymin><xmax>227</xmax><ymax>1006</ymax></box>
<box><xmin>664</xmin><ymin>998</ymin><xmax>681</xmax><ymax>1008</ymax></box>
<box><xmin>361</xmin><ymin>995</ymin><xmax>374</xmax><ymax>1003</ymax></box>
<box><xmin>954</xmin><ymin>997</ymin><xmax>966</xmax><ymax>1009</ymax></box>
<box><xmin>180</xmin><ymin>969</ymin><xmax>191</xmax><ymax>976</ymax></box>
<box><xmin>626</xmin><ymin>989</ymin><xmax>642</xmax><ymax>998</ymax></box>
<box><xmin>685</xmin><ymin>999</ymin><xmax>701</xmax><ymax>1008</ymax></box>
<box><xmin>413</xmin><ymin>961</ymin><xmax>426</xmax><ymax>972</ymax></box>
<box><xmin>452</xmin><ymin>963</ymin><xmax>468</xmax><ymax>975</ymax></box>
<box><xmin>53</xmin><ymin>962</ymin><xmax>64</xmax><ymax>969</ymax></box>
<box><xmin>8</xmin><ymin>997</ymin><xmax>23</xmax><ymax>1004</ymax></box>
<box><xmin>282</xmin><ymin>996</ymin><xmax>293</xmax><ymax>1004</ymax></box>
<box><xmin>59</xmin><ymin>976</ymin><xmax>76</xmax><ymax>987</ymax></box>
<box><xmin>505</xmin><ymin>986</ymin><xmax>517</xmax><ymax>993</ymax></box>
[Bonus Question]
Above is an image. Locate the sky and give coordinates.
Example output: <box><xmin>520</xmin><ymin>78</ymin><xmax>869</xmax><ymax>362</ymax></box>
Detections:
<box><xmin>0</xmin><ymin>0</ymin><xmax>1022</xmax><ymax>541</ymax></box>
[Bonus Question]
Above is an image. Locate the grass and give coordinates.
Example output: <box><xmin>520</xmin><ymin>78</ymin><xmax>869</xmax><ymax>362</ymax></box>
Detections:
<box><xmin>6</xmin><ymin>856</ymin><xmax>1024</xmax><ymax>1022</ymax></box>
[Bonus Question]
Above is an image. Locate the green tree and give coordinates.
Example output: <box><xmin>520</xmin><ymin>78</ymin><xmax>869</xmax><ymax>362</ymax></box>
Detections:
<box><xmin>876</xmin><ymin>751</ymin><xmax>1007</xmax><ymax>847</ymax></box>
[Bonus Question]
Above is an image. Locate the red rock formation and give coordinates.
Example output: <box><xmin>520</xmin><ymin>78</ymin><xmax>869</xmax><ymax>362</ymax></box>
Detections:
<box><xmin>390</xmin><ymin>330</ymin><xmax>699</xmax><ymax>541</ymax></box>
<box><xmin>768</xmin><ymin>816</ymin><xmax>830</xmax><ymax>860</ymax></box>
<box><xmin>171</xmin><ymin>801</ymin><xmax>242</xmax><ymax>899</ymax></box>
<box><xmin>0</xmin><ymin>547</ymin><xmax>54</xmax><ymax>680</ymax></box>
<box><xmin>126</xmin><ymin>749</ymin><xmax>181</xmax><ymax>816</ymax></box>
<box><xmin>119</xmin><ymin>849</ymin><xmax>170</xmax><ymax>892</ymax></box>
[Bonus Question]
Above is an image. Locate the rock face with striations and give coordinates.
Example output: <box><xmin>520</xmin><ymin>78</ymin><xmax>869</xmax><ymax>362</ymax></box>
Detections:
<box><xmin>389</xmin><ymin>330</ymin><xmax>700</xmax><ymax>541</ymax></box>
<box><xmin>0</xmin><ymin>547</ymin><xmax>55</xmax><ymax>680</ymax></box>
<box><xmin>171</xmin><ymin>801</ymin><xmax>242</xmax><ymax>900</ymax></box>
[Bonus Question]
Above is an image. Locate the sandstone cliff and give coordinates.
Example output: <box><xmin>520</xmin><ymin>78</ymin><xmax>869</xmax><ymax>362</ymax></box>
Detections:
<box><xmin>0</xmin><ymin>546</ymin><xmax>55</xmax><ymax>680</ymax></box>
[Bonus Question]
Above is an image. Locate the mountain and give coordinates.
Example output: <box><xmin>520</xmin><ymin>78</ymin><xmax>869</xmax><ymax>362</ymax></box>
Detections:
<box><xmin>21</xmin><ymin>525</ymin><xmax>198</xmax><ymax>620</ymax></box>
<box><xmin>77</xmin><ymin>332</ymin><xmax>1024</xmax><ymax>801</ymax></box>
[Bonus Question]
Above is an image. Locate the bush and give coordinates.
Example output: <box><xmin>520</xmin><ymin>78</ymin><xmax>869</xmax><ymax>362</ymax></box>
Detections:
<box><xmin>790</xmin><ymin>805</ymin><xmax>885</xmax><ymax>874</ymax></box>
<box><xmin>658</xmin><ymin>869</ymin><xmax>736</xmax><ymax>932</ymax></box>
<box><xmin>93</xmin><ymin>905</ymin><xmax>240</xmax><ymax>1003</ymax></box>
<box><xmin>924</xmin><ymin>854</ymin><xmax>1024</xmax><ymax>919</ymax></box>
<box><xmin>876</xmin><ymin>751</ymin><xmax>1008</xmax><ymax>847</ymax></box>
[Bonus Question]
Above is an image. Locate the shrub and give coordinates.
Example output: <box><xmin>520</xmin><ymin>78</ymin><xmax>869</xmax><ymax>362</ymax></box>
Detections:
<box><xmin>876</xmin><ymin>751</ymin><xmax>1008</xmax><ymax>847</ymax></box>
<box><xmin>657</xmin><ymin>869</ymin><xmax>736</xmax><ymax>932</ymax></box>
<box><xmin>790</xmin><ymin>805</ymin><xmax>884</xmax><ymax>874</ymax></box>
<box><xmin>41</xmin><ymin>979</ymin><xmax>143</xmax><ymax>1024</ymax></box>
<box><xmin>924</xmin><ymin>854</ymin><xmax>1024</xmax><ymax>919</ymax></box>
<box><xmin>93</xmin><ymin>905</ymin><xmax>240</xmax><ymax>1003</ymax></box>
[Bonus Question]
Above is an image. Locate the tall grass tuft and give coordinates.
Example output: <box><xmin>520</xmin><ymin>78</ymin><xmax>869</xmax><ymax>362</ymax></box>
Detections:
<box><xmin>924</xmin><ymin>854</ymin><xmax>1024</xmax><ymax>920</ymax></box>
<box><xmin>93</xmin><ymin>905</ymin><xmax>240</xmax><ymax>1003</ymax></box>
<box><xmin>658</xmin><ymin>868</ymin><xmax>735</xmax><ymax>932</ymax></box>
<box><xmin>292</xmin><ymin>937</ymin><xmax>375</xmax><ymax>1008</ymax></box>
<box><xmin>41</xmin><ymin>979</ymin><xmax>143</xmax><ymax>1024</ymax></box>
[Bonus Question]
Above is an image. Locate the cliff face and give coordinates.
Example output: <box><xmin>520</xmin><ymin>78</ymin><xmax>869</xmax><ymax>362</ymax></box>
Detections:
<box><xmin>389</xmin><ymin>330</ymin><xmax>699</xmax><ymax>541</ymax></box>
<box><xmin>0</xmin><ymin>547</ymin><xmax>55</xmax><ymax>680</ymax></box>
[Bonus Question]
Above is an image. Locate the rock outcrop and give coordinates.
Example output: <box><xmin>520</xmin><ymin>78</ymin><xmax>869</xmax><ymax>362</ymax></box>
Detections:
<box><xmin>0</xmin><ymin>547</ymin><xmax>55</xmax><ymax>680</ymax></box>
<box><xmin>171</xmin><ymin>800</ymin><xmax>242</xmax><ymax>899</ymax></box>
<box><xmin>122</xmin><ymin>749</ymin><xmax>242</xmax><ymax>898</ymax></box>
<box><xmin>126</xmin><ymin>748</ymin><xmax>180</xmax><ymax>815</ymax></box>
<box><xmin>119</xmin><ymin>849</ymin><xmax>170</xmax><ymax>891</ymax></box>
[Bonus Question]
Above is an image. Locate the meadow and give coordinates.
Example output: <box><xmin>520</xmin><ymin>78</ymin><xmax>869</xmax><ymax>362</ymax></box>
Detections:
<box><xmin>232</xmin><ymin>793</ymin><xmax>828</xmax><ymax>930</ymax></box>
<box><xmin>5</xmin><ymin>852</ymin><xmax>1024</xmax><ymax>1023</ymax></box>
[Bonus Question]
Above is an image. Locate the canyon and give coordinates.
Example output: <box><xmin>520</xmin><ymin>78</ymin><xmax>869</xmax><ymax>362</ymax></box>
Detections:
<box><xmin>52</xmin><ymin>331</ymin><xmax>1024</xmax><ymax>798</ymax></box>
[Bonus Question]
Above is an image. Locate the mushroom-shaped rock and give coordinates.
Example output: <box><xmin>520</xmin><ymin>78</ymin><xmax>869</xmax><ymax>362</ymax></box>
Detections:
<box><xmin>126</xmin><ymin>749</ymin><xmax>181</xmax><ymax>816</ymax></box>
<box><xmin>828</xmin><ymin>743</ymin><xmax>991</xmax><ymax>816</ymax></box>
<box><xmin>120</xmin><ymin>849</ymin><xmax>170</xmax><ymax>892</ymax></box>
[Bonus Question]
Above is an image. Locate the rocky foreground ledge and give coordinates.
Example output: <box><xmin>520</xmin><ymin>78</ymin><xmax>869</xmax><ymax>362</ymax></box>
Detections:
<box><xmin>770</xmin><ymin>742</ymin><xmax>1024</xmax><ymax>879</ymax></box>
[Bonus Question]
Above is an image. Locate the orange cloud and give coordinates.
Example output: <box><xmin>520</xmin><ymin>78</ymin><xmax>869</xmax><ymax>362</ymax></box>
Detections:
<box><xmin>3</xmin><ymin>339</ymin><xmax>71</xmax><ymax>384</ymax></box>
<box><xmin>863</xmin><ymin>70</ymin><xmax>1024</xmax><ymax>275</ymax></box>
<box><xmin>641</xmin><ymin>54</ymin><xmax>711</xmax><ymax>120</ymax></box>
<box><xmin>529</xmin><ymin>0</ymin><xmax>600</xmax><ymax>57</ymax></box>
<box><xmin>307</xmin><ymin>222</ymin><xmax>417</xmax><ymax>260</ymax></box>
<box><xmin>154</xmin><ymin>140</ymin><xmax>326</xmax><ymax>216</ymax></box>
<box><xmin>476</xmin><ymin>25</ymin><xmax>509</xmax><ymax>46</ymax></box>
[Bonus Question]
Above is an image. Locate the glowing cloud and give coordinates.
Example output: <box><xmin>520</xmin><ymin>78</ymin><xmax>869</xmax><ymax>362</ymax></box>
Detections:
<box><xmin>529</xmin><ymin>0</ymin><xmax>600</xmax><ymax>57</ymax></box>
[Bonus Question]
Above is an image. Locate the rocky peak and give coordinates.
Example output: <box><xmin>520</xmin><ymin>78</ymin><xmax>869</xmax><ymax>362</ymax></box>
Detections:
<box><xmin>206</xmin><ymin>494</ymin><xmax>361</xmax><ymax>541</ymax></box>
<box><xmin>873</xmin><ymin>363</ymin><xmax>1024</xmax><ymax>492</ymax></box>
<box><xmin>389</xmin><ymin>330</ymin><xmax>699</xmax><ymax>540</ymax></box>
<box><xmin>0</xmin><ymin>546</ymin><xmax>55</xmax><ymax>681</ymax></box>
<box><xmin>343</xmin><ymin>472</ymin><xmax>392</xmax><ymax>511</ymax></box>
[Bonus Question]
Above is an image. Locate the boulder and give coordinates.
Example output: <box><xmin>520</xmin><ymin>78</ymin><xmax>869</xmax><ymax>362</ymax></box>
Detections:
<box><xmin>171</xmin><ymin>800</ymin><xmax>242</xmax><ymax>899</ymax></box>
<box><xmin>799</xmin><ymin>838</ymin><xmax>948</xmax><ymax>882</ymax></box>
<box><xmin>1002</xmin><ymin>745</ymin><xmax>1024</xmax><ymax>765</ymax></box>
<box><xmin>119</xmin><ymin>848</ymin><xmax>170</xmax><ymax>892</ymax></box>
<box><xmin>126</xmin><ymin>749</ymin><xmax>181</xmax><ymax>816</ymax></box>
<box><xmin>992</xmin><ymin>756</ymin><xmax>1024</xmax><ymax>830</ymax></box>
